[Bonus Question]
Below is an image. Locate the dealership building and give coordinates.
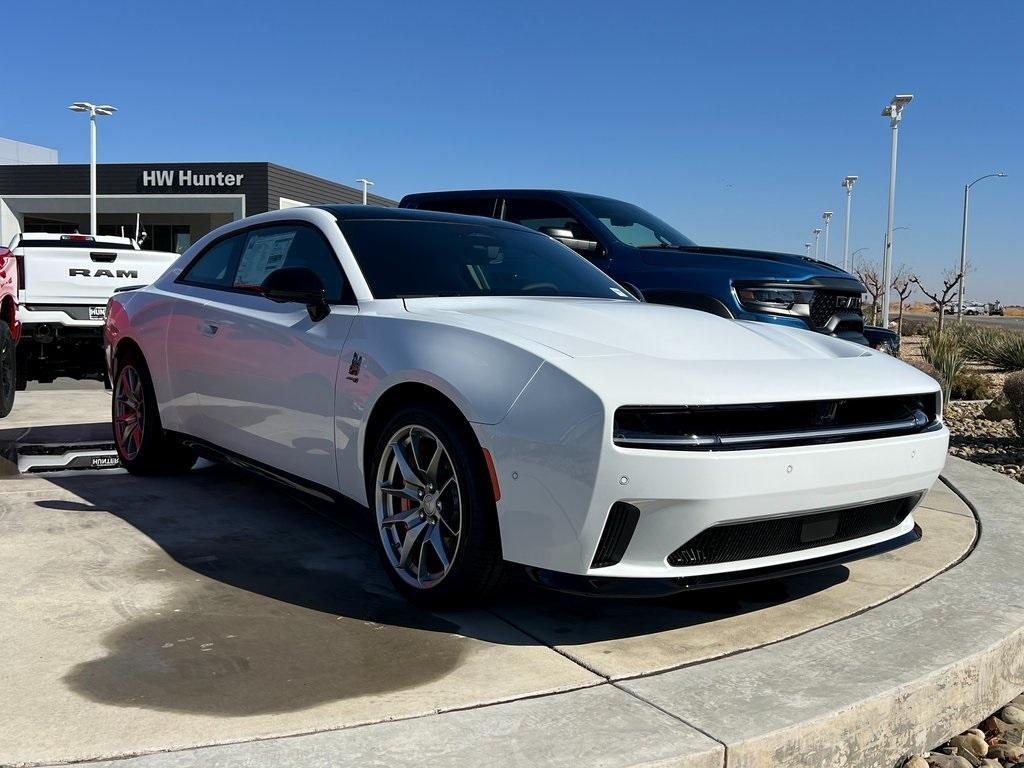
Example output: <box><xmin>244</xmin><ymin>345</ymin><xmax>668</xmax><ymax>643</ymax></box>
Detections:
<box><xmin>0</xmin><ymin>146</ymin><xmax>395</xmax><ymax>252</ymax></box>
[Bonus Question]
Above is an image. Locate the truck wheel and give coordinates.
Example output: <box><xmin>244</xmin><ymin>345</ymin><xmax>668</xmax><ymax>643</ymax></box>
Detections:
<box><xmin>112</xmin><ymin>349</ymin><xmax>196</xmax><ymax>475</ymax></box>
<box><xmin>368</xmin><ymin>405</ymin><xmax>504</xmax><ymax>607</ymax></box>
<box><xmin>0</xmin><ymin>325</ymin><xmax>15</xmax><ymax>417</ymax></box>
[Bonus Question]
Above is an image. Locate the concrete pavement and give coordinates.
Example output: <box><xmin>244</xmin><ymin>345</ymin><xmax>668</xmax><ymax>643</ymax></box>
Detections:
<box><xmin>1</xmin><ymin>389</ymin><xmax>1019</xmax><ymax>768</ymax></box>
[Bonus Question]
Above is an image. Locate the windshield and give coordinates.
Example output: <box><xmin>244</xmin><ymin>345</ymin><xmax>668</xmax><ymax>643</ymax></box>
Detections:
<box><xmin>572</xmin><ymin>195</ymin><xmax>696</xmax><ymax>248</ymax></box>
<box><xmin>338</xmin><ymin>219</ymin><xmax>635</xmax><ymax>301</ymax></box>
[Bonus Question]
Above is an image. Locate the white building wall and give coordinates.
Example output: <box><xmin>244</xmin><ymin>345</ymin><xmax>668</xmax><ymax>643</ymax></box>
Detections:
<box><xmin>0</xmin><ymin>137</ymin><xmax>59</xmax><ymax>165</ymax></box>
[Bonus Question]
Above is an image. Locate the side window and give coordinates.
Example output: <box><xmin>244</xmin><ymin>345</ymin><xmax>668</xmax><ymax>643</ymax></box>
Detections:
<box><xmin>502</xmin><ymin>199</ymin><xmax>600</xmax><ymax>244</ymax></box>
<box><xmin>179</xmin><ymin>233</ymin><xmax>245</xmax><ymax>288</ymax></box>
<box><xmin>234</xmin><ymin>225</ymin><xmax>346</xmax><ymax>303</ymax></box>
<box><xmin>180</xmin><ymin>224</ymin><xmax>348</xmax><ymax>302</ymax></box>
<box><xmin>412</xmin><ymin>197</ymin><xmax>498</xmax><ymax>218</ymax></box>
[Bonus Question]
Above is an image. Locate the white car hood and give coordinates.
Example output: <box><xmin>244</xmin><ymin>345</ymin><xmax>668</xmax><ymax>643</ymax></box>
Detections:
<box><xmin>403</xmin><ymin>297</ymin><xmax>865</xmax><ymax>361</ymax></box>
<box><xmin>402</xmin><ymin>297</ymin><xmax>939</xmax><ymax>405</ymax></box>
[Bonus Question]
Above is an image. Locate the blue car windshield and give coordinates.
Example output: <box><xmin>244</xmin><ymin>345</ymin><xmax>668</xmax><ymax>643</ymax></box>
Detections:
<box><xmin>572</xmin><ymin>195</ymin><xmax>696</xmax><ymax>249</ymax></box>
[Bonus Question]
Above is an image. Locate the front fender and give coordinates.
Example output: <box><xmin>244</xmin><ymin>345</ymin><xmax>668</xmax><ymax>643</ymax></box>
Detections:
<box><xmin>334</xmin><ymin>314</ymin><xmax>545</xmax><ymax>504</ymax></box>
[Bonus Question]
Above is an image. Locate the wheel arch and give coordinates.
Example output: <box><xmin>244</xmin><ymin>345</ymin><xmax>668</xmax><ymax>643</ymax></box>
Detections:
<box><xmin>0</xmin><ymin>296</ymin><xmax>18</xmax><ymax>342</ymax></box>
<box><xmin>361</xmin><ymin>382</ymin><xmax>482</xmax><ymax>491</ymax></box>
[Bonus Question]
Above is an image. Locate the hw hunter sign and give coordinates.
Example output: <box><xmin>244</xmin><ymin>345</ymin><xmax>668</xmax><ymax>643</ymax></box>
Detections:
<box><xmin>141</xmin><ymin>169</ymin><xmax>245</xmax><ymax>188</ymax></box>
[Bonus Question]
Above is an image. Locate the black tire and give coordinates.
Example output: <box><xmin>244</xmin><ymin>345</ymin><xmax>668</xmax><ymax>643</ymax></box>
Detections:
<box><xmin>368</xmin><ymin>404</ymin><xmax>504</xmax><ymax>607</ymax></box>
<box><xmin>112</xmin><ymin>348</ymin><xmax>196</xmax><ymax>475</ymax></box>
<box><xmin>0</xmin><ymin>324</ymin><xmax>15</xmax><ymax>418</ymax></box>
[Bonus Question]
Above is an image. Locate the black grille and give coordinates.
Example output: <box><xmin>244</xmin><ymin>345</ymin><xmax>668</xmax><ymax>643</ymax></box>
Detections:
<box><xmin>614</xmin><ymin>393</ymin><xmax>940</xmax><ymax>451</ymax></box>
<box><xmin>667</xmin><ymin>494</ymin><xmax>920</xmax><ymax>567</ymax></box>
<box><xmin>809</xmin><ymin>291</ymin><xmax>862</xmax><ymax>328</ymax></box>
<box><xmin>591</xmin><ymin>502</ymin><xmax>641</xmax><ymax>568</ymax></box>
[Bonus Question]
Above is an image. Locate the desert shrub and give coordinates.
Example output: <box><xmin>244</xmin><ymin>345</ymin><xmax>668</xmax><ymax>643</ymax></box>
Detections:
<box><xmin>990</xmin><ymin>334</ymin><xmax>1024</xmax><ymax>371</ymax></box>
<box><xmin>922</xmin><ymin>331</ymin><xmax>967</xmax><ymax>410</ymax></box>
<box><xmin>1002</xmin><ymin>371</ymin><xmax>1024</xmax><ymax>437</ymax></box>
<box><xmin>899</xmin><ymin>317</ymin><xmax>933</xmax><ymax>337</ymax></box>
<box><xmin>958</xmin><ymin>325</ymin><xmax>1010</xmax><ymax>366</ymax></box>
<box><xmin>950</xmin><ymin>371</ymin><xmax>995</xmax><ymax>400</ymax></box>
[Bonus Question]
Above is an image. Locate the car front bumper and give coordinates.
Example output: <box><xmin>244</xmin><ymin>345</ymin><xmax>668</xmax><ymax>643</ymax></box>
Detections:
<box><xmin>482</xmin><ymin>409</ymin><xmax>950</xmax><ymax>581</ymax></box>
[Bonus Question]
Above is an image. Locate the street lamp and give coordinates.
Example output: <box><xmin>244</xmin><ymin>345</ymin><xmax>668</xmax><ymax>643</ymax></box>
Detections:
<box><xmin>822</xmin><ymin>211</ymin><xmax>833</xmax><ymax>263</ymax></box>
<box><xmin>957</xmin><ymin>172</ymin><xmax>1007</xmax><ymax>321</ymax></box>
<box><xmin>849</xmin><ymin>247</ymin><xmax>869</xmax><ymax>268</ymax></box>
<box><xmin>804</xmin><ymin>242</ymin><xmax>812</xmax><ymax>257</ymax></box>
<box><xmin>841</xmin><ymin>176</ymin><xmax>858</xmax><ymax>271</ymax></box>
<box><xmin>355</xmin><ymin>178</ymin><xmax>375</xmax><ymax>205</ymax></box>
<box><xmin>68</xmin><ymin>102</ymin><xmax>117</xmax><ymax>236</ymax></box>
<box><xmin>880</xmin><ymin>93</ymin><xmax>913</xmax><ymax>326</ymax></box>
<box><xmin>812</xmin><ymin>228</ymin><xmax>822</xmax><ymax>259</ymax></box>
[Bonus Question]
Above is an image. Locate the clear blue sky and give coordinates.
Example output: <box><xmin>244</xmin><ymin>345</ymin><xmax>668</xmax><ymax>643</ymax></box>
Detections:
<box><xmin>3</xmin><ymin>1</ymin><xmax>1022</xmax><ymax>300</ymax></box>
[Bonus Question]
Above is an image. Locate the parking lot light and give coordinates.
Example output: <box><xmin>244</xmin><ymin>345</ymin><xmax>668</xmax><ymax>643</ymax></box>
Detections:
<box><xmin>880</xmin><ymin>94</ymin><xmax>913</xmax><ymax>327</ymax></box>
<box><xmin>68</xmin><ymin>102</ymin><xmax>118</xmax><ymax>235</ymax></box>
<box><xmin>804</xmin><ymin>242</ymin><xmax>812</xmax><ymax>257</ymax></box>
<box><xmin>841</xmin><ymin>177</ymin><xmax>858</xmax><ymax>271</ymax></box>
<box><xmin>957</xmin><ymin>172</ymin><xmax>1008</xmax><ymax>322</ymax></box>
<box><xmin>822</xmin><ymin>211</ymin><xmax>833</xmax><ymax>264</ymax></box>
<box><xmin>356</xmin><ymin>178</ymin><xmax>375</xmax><ymax>205</ymax></box>
<box><xmin>812</xmin><ymin>228</ymin><xmax>822</xmax><ymax>260</ymax></box>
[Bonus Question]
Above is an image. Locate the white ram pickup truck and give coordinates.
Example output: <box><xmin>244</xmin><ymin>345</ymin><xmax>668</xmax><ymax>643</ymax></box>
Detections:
<box><xmin>7</xmin><ymin>233</ymin><xmax>177</xmax><ymax>387</ymax></box>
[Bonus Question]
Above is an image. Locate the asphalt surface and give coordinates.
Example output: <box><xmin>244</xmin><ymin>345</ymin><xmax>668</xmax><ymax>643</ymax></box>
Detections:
<box><xmin>903</xmin><ymin>311</ymin><xmax>1024</xmax><ymax>331</ymax></box>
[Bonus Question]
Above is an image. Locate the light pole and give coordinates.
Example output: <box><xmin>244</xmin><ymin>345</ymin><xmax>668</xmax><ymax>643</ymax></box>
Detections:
<box><xmin>804</xmin><ymin>242</ymin><xmax>812</xmax><ymax>257</ymax></box>
<box><xmin>957</xmin><ymin>172</ymin><xmax>1007</xmax><ymax>321</ymax></box>
<box><xmin>355</xmin><ymin>178</ymin><xmax>375</xmax><ymax>205</ymax></box>
<box><xmin>68</xmin><ymin>102</ymin><xmax>117</xmax><ymax>235</ymax></box>
<box><xmin>812</xmin><ymin>228</ymin><xmax>822</xmax><ymax>259</ymax></box>
<box><xmin>822</xmin><ymin>211</ymin><xmax>833</xmax><ymax>263</ymax></box>
<box><xmin>880</xmin><ymin>94</ymin><xmax>913</xmax><ymax>327</ymax></box>
<box><xmin>849</xmin><ymin>247</ymin><xmax>869</xmax><ymax>269</ymax></box>
<box><xmin>841</xmin><ymin>176</ymin><xmax>858</xmax><ymax>271</ymax></box>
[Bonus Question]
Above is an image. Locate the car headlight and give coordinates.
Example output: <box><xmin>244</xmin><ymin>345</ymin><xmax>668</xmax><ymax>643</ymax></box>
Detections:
<box><xmin>734</xmin><ymin>285</ymin><xmax>815</xmax><ymax>313</ymax></box>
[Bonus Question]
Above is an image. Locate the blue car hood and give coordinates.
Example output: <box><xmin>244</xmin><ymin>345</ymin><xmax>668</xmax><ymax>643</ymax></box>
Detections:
<box><xmin>640</xmin><ymin>245</ymin><xmax>862</xmax><ymax>285</ymax></box>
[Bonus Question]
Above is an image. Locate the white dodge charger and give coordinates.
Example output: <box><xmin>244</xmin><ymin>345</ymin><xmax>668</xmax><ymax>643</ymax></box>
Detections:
<box><xmin>104</xmin><ymin>206</ymin><xmax>949</xmax><ymax>605</ymax></box>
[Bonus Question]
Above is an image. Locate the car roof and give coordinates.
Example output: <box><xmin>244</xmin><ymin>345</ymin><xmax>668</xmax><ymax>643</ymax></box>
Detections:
<box><xmin>315</xmin><ymin>204</ymin><xmax>530</xmax><ymax>230</ymax></box>
<box><xmin>399</xmin><ymin>189</ymin><xmax>620</xmax><ymax>204</ymax></box>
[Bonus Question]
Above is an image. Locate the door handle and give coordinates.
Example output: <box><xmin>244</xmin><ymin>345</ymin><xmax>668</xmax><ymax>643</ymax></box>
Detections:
<box><xmin>199</xmin><ymin>321</ymin><xmax>219</xmax><ymax>337</ymax></box>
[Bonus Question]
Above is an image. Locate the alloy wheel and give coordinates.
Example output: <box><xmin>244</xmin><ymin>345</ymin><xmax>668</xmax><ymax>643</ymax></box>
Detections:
<box><xmin>375</xmin><ymin>424</ymin><xmax>463</xmax><ymax>589</ymax></box>
<box><xmin>114</xmin><ymin>365</ymin><xmax>145</xmax><ymax>461</ymax></box>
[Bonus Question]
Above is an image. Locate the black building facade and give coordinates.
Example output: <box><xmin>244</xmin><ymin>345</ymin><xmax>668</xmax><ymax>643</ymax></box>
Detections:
<box><xmin>0</xmin><ymin>162</ymin><xmax>394</xmax><ymax>252</ymax></box>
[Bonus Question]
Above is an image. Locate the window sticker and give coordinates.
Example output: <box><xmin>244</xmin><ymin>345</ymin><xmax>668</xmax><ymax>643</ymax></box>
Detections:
<box><xmin>235</xmin><ymin>230</ymin><xmax>296</xmax><ymax>288</ymax></box>
<box><xmin>610</xmin><ymin>287</ymin><xmax>629</xmax><ymax>297</ymax></box>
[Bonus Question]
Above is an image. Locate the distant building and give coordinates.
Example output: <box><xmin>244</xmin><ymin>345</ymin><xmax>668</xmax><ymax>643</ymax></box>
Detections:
<box><xmin>0</xmin><ymin>137</ymin><xmax>58</xmax><ymax>166</ymax></box>
<box><xmin>0</xmin><ymin>161</ymin><xmax>394</xmax><ymax>251</ymax></box>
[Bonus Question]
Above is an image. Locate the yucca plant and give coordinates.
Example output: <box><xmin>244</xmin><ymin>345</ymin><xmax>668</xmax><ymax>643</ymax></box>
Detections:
<box><xmin>922</xmin><ymin>331</ymin><xmax>967</xmax><ymax>411</ymax></box>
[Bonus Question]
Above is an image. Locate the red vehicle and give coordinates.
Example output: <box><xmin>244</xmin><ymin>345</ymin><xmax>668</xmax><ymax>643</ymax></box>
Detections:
<box><xmin>0</xmin><ymin>247</ymin><xmax>22</xmax><ymax>416</ymax></box>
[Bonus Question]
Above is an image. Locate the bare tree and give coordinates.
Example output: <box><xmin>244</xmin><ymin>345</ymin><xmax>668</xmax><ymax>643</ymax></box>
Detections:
<box><xmin>891</xmin><ymin>266</ymin><xmax>915</xmax><ymax>337</ymax></box>
<box><xmin>855</xmin><ymin>262</ymin><xmax>884</xmax><ymax>325</ymax></box>
<box><xmin>910</xmin><ymin>267</ymin><xmax>963</xmax><ymax>335</ymax></box>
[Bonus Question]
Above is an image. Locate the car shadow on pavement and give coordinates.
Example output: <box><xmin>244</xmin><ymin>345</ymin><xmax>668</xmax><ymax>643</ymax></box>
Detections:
<box><xmin>33</xmin><ymin>461</ymin><xmax>845</xmax><ymax>715</ymax></box>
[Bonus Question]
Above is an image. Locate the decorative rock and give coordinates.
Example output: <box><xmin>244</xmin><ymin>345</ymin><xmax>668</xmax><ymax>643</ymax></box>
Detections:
<box><xmin>1013</xmin><ymin>693</ymin><xmax>1024</xmax><ymax>709</ymax></box>
<box><xmin>1003</xmin><ymin>705</ymin><xmax>1024</xmax><ymax>725</ymax></box>
<box><xmin>904</xmin><ymin>757</ymin><xmax>929</xmax><ymax>768</ymax></box>
<box><xmin>950</xmin><ymin>731</ymin><xmax>988</xmax><ymax>758</ymax></box>
<box><xmin>926</xmin><ymin>753</ymin><xmax>974</xmax><ymax>768</ymax></box>
<box><xmin>978</xmin><ymin>760</ymin><xmax>1001</xmax><ymax>768</ymax></box>
<box><xmin>980</xmin><ymin>394</ymin><xmax>1012</xmax><ymax>421</ymax></box>
<box><xmin>988</xmin><ymin>742</ymin><xmax>1024</xmax><ymax>762</ymax></box>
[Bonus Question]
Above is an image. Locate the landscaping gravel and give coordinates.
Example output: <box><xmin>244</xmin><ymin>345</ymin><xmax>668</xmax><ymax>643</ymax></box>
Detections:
<box><xmin>901</xmin><ymin>693</ymin><xmax>1024</xmax><ymax>766</ymax></box>
<box><xmin>944</xmin><ymin>401</ymin><xmax>1024</xmax><ymax>484</ymax></box>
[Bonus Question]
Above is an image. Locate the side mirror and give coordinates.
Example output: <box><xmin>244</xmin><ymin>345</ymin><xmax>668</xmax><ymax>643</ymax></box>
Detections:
<box><xmin>539</xmin><ymin>226</ymin><xmax>602</xmax><ymax>257</ymax></box>
<box><xmin>261</xmin><ymin>266</ymin><xmax>331</xmax><ymax>322</ymax></box>
<box><xmin>620</xmin><ymin>282</ymin><xmax>645</xmax><ymax>302</ymax></box>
